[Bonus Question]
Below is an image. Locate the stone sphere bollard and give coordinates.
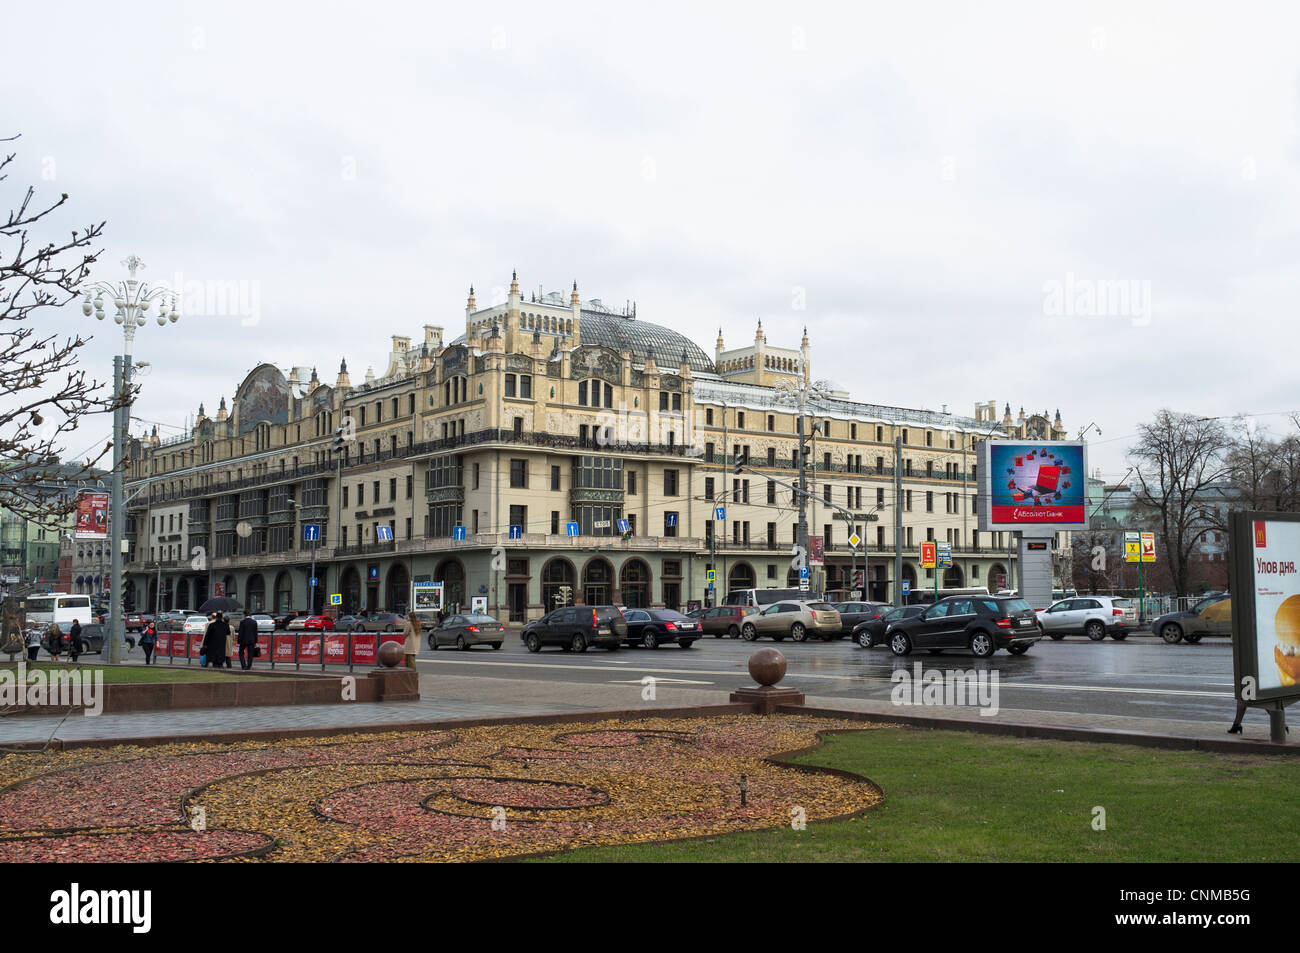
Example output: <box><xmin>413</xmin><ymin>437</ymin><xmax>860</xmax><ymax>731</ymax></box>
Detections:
<box><xmin>747</xmin><ymin>648</ymin><xmax>786</xmax><ymax>687</ymax></box>
<box><xmin>377</xmin><ymin>640</ymin><xmax>405</xmax><ymax>668</ymax></box>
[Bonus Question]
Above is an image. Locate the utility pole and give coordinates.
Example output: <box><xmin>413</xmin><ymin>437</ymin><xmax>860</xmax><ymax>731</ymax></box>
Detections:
<box><xmin>894</xmin><ymin>435</ymin><xmax>903</xmax><ymax>604</ymax></box>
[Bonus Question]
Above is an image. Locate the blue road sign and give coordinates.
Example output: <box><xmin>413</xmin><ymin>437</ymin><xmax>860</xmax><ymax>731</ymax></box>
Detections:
<box><xmin>665</xmin><ymin>513</ymin><xmax>678</xmax><ymax>528</ymax></box>
<box><xmin>303</xmin><ymin>524</ymin><xmax>321</xmax><ymax>542</ymax></box>
<box><xmin>902</xmin><ymin>580</ymin><xmax>911</xmax><ymax>595</ymax></box>
<box><xmin>799</xmin><ymin>566</ymin><xmax>810</xmax><ymax>579</ymax></box>
<box><xmin>706</xmin><ymin>582</ymin><xmax>714</xmax><ymax>591</ymax></box>
<box><xmin>376</xmin><ymin>525</ymin><xmax>393</xmax><ymax>541</ymax></box>
<box><xmin>715</xmin><ymin>506</ymin><xmax>726</xmax><ymax>520</ymax></box>
<box><xmin>452</xmin><ymin>526</ymin><xmax>466</xmax><ymax>540</ymax></box>
<box><xmin>309</xmin><ymin>576</ymin><xmax>318</xmax><ymax>588</ymax></box>
<box><xmin>616</xmin><ymin>518</ymin><xmax>630</xmax><ymax>534</ymax></box>
<box><xmin>368</xmin><ymin>565</ymin><xmax>379</xmax><ymax>580</ymax></box>
<box><xmin>566</xmin><ymin>522</ymin><xmax>580</xmax><ymax>537</ymax></box>
<box><xmin>509</xmin><ymin>524</ymin><xmax>523</xmax><ymax>539</ymax></box>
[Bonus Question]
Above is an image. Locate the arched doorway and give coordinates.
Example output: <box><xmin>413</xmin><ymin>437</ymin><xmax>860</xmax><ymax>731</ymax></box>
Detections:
<box><xmin>987</xmin><ymin>563</ymin><xmax>1008</xmax><ymax>592</ymax></box>
<box><xmin>386</xmin><ymin>564</ymin><xmax>409</xmax><ymax>614</ymax></box>
<box><xmin>174</xmin><ymin>578</ymin><xmax>190</xmax><ymax>610</ymax></box>
<box><xmin>728</xmin><ymin>562</ymin><xmax>755</xmax><ymax>594</ymax></box>
<box><xmin>340</xmin><ymin>566</ymin><xmax>362</xmax><ymax>616</ymax></box>
<box><xmin>273</xmin><ymin>571</ymin><xmax>293</xmax><ymax>615</ymax></box>
<box><xmin>541</xmin><ymin>558</ymin><xmax>575</xmax><ymax>612</ymax></box>
<box><xmin>246</xmin><ymin>574</ymin><xmax>266</xmax><ymax>613</ymax></box>
<box><xmin>619</xmin><ymin>559</ymin><xmax>650</xmax><ymax>608</ymax></box>
<box><xmin>943</xmin><ymin>566</ymin><xmax>964</xmax><ymax>588</ymax></box>
<box><xmin>582</xmin><ymin>558</ymin><xmax>613</xmax><ymax>605</ymax></box>
<box><xmin>435</xmin><ymin>558</ymin><xmax>465</xmax><ymax>613</ymax></box>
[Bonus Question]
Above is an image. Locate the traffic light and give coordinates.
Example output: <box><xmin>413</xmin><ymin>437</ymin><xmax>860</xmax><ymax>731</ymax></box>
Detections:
<box><xmin>732</xmin><ymin>454</ymin><xmax>747</xmax><ymax>475</ymax></box>
<box><xmin>332</xmin><ymin>427</ymin><xmax>346</xmax><ymax>455</ymax></box>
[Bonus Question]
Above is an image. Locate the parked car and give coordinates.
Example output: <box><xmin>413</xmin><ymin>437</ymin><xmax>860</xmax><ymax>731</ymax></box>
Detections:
<box><xmin>334</xmin><ymin>615</ymin><xmax>366</xmax><ymax>632</ymax></box>
<box><xmin>521</xmin><ymin>605</ymin><xmax>626</xmax><ymax>653</ymax></box>
<box><xmin>274</xmin><ymin>610</ymin><xmax>310</xmax><ymax>630</ymax></box>
<box><xmin>182</xmin><ymin>614</ymin><xmax>211</xmax><ymax>637</ymax></box>
<box><xmin>361</xmin><ymin>612</ymin><xmax>405</xmax><ymax>633</ymax></box>
<box><xmin>697</xmin><ymin>605</ymin><xmax>754</xmax><ymax>638</ymax></box>
<box><xmin>155</xmin><ymin>610</ymin><xmax>195</xmax><ymax>633</ymax></box>
<box><xmin>832</xmin><ymin>601</ymin><xmax>893</xmax><ymax>637</ymax></box>
<box><xmin>250</xmin><ymin>613</ymin><xmax>276</xmax><ymax>635</ymax></box>
<box><xmin>287</xmin><ymin>615</ymin><xmax>335</xmax><ymax>632</ymax></box>
<box><xmin>1151</xmin><ymin>595</ymin><xmax>1232</xmax><ymax>644</ymax></box>
<box><xmin>429</xmin><ymin>613</ymin><xmax>505</xmax><ymax>650</ymax></box>
<box><xmin>124</xmin><ymin>612</ymin><xmax>147</xmax><ymax>632</ymax></box>
<box><xmin>1036</xmin><ymin>596</ymin><xmax>1136</xmax><ymax>641</ymax></box>
<box><xmin>853</xmin><ymin>604</ymin><xmax>925</xmax><ymax>648</ymax></box>
<box><xmin>73</xmin><ymin>623</ymin><xmax>135</xmax><ymax>654</ymax></box>
<box><xmin>886</xmin><ymin>595</ymin><xmax>1041</xmax><ymax>658</ymax></box>
<box><xmin>739</xmin><ymin>601</ymin><xmax>842</xmax><ymax>642</ymax></box>
<box><xmin>621</xmin><ymin>608</ymin><xmax>702</xmax><ymax>649</ymax></box>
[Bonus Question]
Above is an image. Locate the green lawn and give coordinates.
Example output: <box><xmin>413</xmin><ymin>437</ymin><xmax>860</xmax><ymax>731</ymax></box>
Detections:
<box><xmin>538</xmin><ymin>727</ymin><xmax>1300</xmax><ymax>862</ymax></box>
<box><xmin>0</xmin><ymin>661</ymin><xmax>264</xmax><ymax>683</ymax></box>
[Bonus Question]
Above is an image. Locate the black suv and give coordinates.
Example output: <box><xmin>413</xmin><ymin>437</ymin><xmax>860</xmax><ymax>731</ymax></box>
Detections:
<box><xmin>887</xmin><ymin>595</ymin><xmax>1041</xmax><ymax>658</ymax></box>
<box><xmin>522</xmin><ymin>605</ymin><xmax>627</xmax><ymax>653</ymax></box>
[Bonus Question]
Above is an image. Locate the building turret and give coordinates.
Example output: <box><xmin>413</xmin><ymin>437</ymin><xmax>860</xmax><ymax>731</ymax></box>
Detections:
<box><xmin>216</xmin><ymin>396</ymin><xmax>228</xmax><ymax>422</ymax></box>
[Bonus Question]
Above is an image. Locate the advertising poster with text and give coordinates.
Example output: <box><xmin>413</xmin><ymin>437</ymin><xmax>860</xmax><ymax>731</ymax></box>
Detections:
<box><xmin>1250</xmin><ymin>519</ymin><xmax>1300</xmax><ymax>691</ymax></box>
<box><xmin>987</xmin><ymin>442</ymin><xmax>1086</xmax><ymax>529</ymax></box>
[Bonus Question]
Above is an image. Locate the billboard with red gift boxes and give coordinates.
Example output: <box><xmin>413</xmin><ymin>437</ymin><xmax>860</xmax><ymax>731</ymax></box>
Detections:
<box><xmin>979</xmin><ymin>440</ymin><xmax>1087</xmax><ymax>531</ymax></box>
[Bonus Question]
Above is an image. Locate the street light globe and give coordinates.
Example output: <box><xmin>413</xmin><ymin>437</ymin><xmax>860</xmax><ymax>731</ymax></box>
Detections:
<box><xmin>168</xmin><ymin>312</ymin><xmax>178</xmax><ymax>323</ymax></box>
<box><xmin>82</xmin><ymin>299</ymin><xmax>93</xmax><ymax>316</ymax></box>
<box><xmin>156</xmin><ymin>315</ymin><xmax>166</xmax><ymax>326</ymax></box>
<box><xmin>141</xmin><ymin>298</ymin><xmax>152</xmax><ymax>311</ymax></box>
<box><xmin>114</xmin><ymin>311</ymin><xmax>125</xmax><ymax>325</ymax></box>
<box><xmin>135</xmin><ymin>315</ymin><xmax>146</xmax><ymax>327</ymax></box>
<box><xmin>114</xmin><ymin>297</ymin><xmax>126</xmax><ymax>310</ymax></box>
<box><xmin>95</xmin><ymin>310</ymin><xmax>105</xmax><ymax>321</ymax></box>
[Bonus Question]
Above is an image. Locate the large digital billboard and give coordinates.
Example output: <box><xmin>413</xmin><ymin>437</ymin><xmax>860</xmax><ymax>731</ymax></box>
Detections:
<box><xmin>1230</xmin><ymin>512</ymin><xmax>1300</xmax><ymax>704</ymax></box>
<box><xmin>979</xmin><ymin>440</ymin><xmax>1087</xmax><ymax>532</ymax></box>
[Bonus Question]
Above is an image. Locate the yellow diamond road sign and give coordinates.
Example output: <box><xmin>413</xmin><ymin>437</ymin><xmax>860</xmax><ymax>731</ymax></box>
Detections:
<box><xmin>848</xmin><ymin>533</ymin><xmax>861</xmax><ymax>548</ymax></box>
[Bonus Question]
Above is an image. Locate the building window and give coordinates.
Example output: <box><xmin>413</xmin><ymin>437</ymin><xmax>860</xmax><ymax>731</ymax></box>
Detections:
<box><xmin>390</xmin><ymin>478</ymin><xmax>397</xmax><ymax>501</ymax></box>
<box><xmin>672</xmin><ymin>393</ymin><xmax>681</xmax><ymax>412</ymax></box>
<box><xmin>406</xmin><ymin>475</ymin><xmax>413</xmax><ymax>499</ymax></box>
<box><xmin>509</xmin><ymin>504</ymin><xmax>527</xmax><ymax>529</ymax></box>
<box><xmin>706</xmin><ymin>409</ymin><xmax>714</xmax><ymax>425</ymax></box>
<box><xmin>551</xmin><ymin>466</ymin><xmax>561</xmax><ymax>491</ymax></box>
<box><xmin>705</xmin><ymin>478</ymin><xmax>715</xmax><ymax>500</ymax></box>
<box><xmin>664</xmin><ymin>469</ymin><xmax>679</xmax><ymax>496</ymax></box>
<box><xmin>767</xmin><ymin>481</ymin><xmax>776</xmax><ymax>505</ymax></box>
<box><xmin>737</xmin><ymin>412</ymin><xmax>745</xmax><ymax>429</ymax></box>
<box><xmin>343</xmin><ymin>485</ymin><xmax>349</xmax><ymax>508</ymax></box>
<box><xmin>551</xmin><ymin>511</ymin><xmax>560</xmax><ymax>535</ymax></box>
<box><xmin>905</xmin><ymin>490</ymin><xmax>913</xmax><ymax>511</ymax></box>
<box><xmin>357</xmin><ymin>484</ymin><xmax>364</xmax><ymax>505</ymax></box>
<box><xmin>767</xmin><ymin>414</ymin><xmax>775</xmax><ymax>431</ymax></box>
<box><xmin>505</xmin><ymin>374</ymin><xmax>517</xmax><ymax>398</ymax></box>
<box><xmin>510</xmin><ymin>459</ymin><xmax>528</xmax><ymax>488</ymax></box>
<box><xmin>520</xmin><ymin>375</ymin><xmax>532</xmax><ymax>398</ymax></box>
<box><xmin>627</xmin><ymin>470</ymin><xmax>637</xmax><ymax>495</ymax></box>
<box><xmin>659</xmin><ymin>392</ymin><xmax>669</xmax><ymax>411</ymax></box>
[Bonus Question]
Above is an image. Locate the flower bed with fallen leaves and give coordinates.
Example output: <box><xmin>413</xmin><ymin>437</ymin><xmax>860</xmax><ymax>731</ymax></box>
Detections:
<box><xmin>0</xmin><ymin>715</ymin><xmax>885</xmax><ymax>862</ymax></box>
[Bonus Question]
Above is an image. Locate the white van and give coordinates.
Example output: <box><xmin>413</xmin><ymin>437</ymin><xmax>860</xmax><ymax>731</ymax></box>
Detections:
<box><xmin>723</xmin><ymin>587</ymin><xmax>807</xmax><ymax>608</ymax></box>
<box><xmin>23</xmin><ymin>593</ymin><xmax>94</xmax><ymax>630</ymax></box>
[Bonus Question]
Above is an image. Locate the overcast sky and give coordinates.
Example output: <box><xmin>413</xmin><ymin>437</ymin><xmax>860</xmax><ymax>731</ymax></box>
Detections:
<box><xmin>10</xmin><ymin>1</ymin><xmax>1300</xmax><ymax>481</ymax></box>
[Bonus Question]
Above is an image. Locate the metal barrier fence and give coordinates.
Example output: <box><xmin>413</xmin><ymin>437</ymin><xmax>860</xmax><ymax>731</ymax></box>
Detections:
<box><xmin>150</xmin><ymin>630</ymin><xmax>405</xmax><ymax>672</ymax></box>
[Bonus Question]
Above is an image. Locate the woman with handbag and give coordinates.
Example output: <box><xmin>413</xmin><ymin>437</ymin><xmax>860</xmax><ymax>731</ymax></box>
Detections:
<box><xmin>402</xmin><ymin>613</ymin><xmax>421</xmax><ymax>670</ymax></box>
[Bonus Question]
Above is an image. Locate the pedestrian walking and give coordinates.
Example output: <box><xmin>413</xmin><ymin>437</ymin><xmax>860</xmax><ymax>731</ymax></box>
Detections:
<box><xmin>402</xmin><ymin>613</ymin><xmax>421</xmax><ymax>670</ymax></box>
<box><xmin>237</xmin><ymin>612</ymin><xmax>258</xmax><ymax>670</ymax></box>
<box><xmin>139</xmin><ymin>621</ymin><xmax>157</xmax><ymax>665</ymax></box>
<box><xmin>46</xmin><ymin>622</ymin><xmax>63</xmax><ymax>662</ymax></box>
<box><xmin>203</xmin><ymin>612</ymin><xmax>229</xmax><ymax>669</ymax></box>
<box><xmin>25</xmin><ymin>626</ymin><xmax>41</xmax><ymax>662</ymax></box>
<box><xmin>68</xmin><ymin>619</ymin><xmax>82</xmax><ymax>663</ymax></box>
<box><xmin>224</xmin><ymin>617</ymin><xmax>236</xmax><ymax>669</ymax></box>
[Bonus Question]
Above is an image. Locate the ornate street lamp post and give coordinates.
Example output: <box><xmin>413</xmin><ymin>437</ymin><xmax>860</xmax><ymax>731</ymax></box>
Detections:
<box><xmin>82</xmin><ymin>255</ymin><xmax>178</xmax><ymax>663</ymax></box>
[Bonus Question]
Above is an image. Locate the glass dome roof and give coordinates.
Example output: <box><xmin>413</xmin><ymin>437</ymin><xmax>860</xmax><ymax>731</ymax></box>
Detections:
<box><xmin>576</xmin><ymin>309</ymin><xmax>715</xmax><ymax>373</ymax></box>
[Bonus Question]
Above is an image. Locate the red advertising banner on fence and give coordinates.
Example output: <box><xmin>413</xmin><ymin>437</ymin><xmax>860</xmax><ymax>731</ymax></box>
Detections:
<box><xmin>297</xmin><ymin>635</ymin><xmax>322</xmax><ymax>664</ymax></box>
<box><xmin>379</xmin><ymin>632</ymin><xmax>404</xmax><ymax>649</ymax></box>
<box><xmin>273</xmin><ymin>634</ymin><xmax>296</xmax><ymax>663</ymax></box>
<box><xmin>256</xmin><ymin>634</ymin><xmax>272</xmax><ymax>659</ymax></box>
<box><xmin>322</xmin><ymin>633</ymin><xmax>349</xmax><ymax>664</ymax></box>
<box><xmin>154</xmin><ymin>633</ymin><xmax>170</xmax><ymax>657</ymax></box>
<box><xmin>351</xmin><ymin>633</ymin><xmax>378</xmax><ymax>666</ymax></box>
<box><xmin>189</xmin><ymin>633</ymin><xmax>204</xmax><ymax>658</ymax></box>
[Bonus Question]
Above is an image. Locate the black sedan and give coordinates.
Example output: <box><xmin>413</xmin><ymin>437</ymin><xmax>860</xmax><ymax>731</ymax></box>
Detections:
<box><xmin>833</xmin><ymin>602</ymin><xmax>894</xmax><ymax>637</ymax></box>
<box><xmin>428</xmin><ymin>613</ymin><xmax>505</xmax><ymax>650</ymax></box>
<box><xmin>621</xmin><ymin>609</ymin><xmax>701</xmax><ymax>649</ymax></box>
<box><xmin>853</xmin><ymin>604</ymin><xmax>925</xmax><ymax>648</ymax></box>
<box><xmin>72</xmin><ymin>623</ymin><xmax>136</xmax><ymax>654</ymax></box>
<box><xmin>886</xmin><ymin>595</ymin><xmax>1041</xmax><ymax>658</ymax></box>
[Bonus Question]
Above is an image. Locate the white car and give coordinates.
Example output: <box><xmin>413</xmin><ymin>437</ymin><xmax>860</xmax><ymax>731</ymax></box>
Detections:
<box><xmin>251</xmin><ymin>614</ymin><xmax>275</xmax><ymax>635</ymax></box>
<box><xmin>1037</xmin><ymin>596</ymin><xmax>1136</xmax><ymax>641</ymax></box>
<box><xmin>182</xmin><ymin>614</ymin><xmax>211</xmax><ymax>636</ymax></box>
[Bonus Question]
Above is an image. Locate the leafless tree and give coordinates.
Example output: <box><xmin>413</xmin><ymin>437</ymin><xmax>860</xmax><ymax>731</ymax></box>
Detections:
<box><xmin>1</xmin><ymin>134</ymin><xmax>122</xmax><ymax>525</ymax></box>
<box><xmin>1129</xmin><ymin>410</ymin><xmax>1228</xmax><ymax>596</ymax></box>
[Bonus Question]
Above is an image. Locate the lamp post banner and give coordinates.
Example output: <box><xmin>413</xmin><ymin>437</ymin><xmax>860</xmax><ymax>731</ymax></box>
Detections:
<box><xmin>74</xmin><ymin>492</ymin><xmax>109</xmax><ymax>540</ymax></box>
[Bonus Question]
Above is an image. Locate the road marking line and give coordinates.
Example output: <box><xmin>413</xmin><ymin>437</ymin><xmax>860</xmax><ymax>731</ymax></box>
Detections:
<box><xmin>608</xmin><ymin>677</ymin><xmax>715</xmax><ymax>686</ymax></box>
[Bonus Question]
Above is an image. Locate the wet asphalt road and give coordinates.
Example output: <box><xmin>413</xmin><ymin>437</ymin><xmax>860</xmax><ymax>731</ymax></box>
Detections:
<box><xmin>415</xmin><ymin>632</ymin><xmax>1238</xmax><ymax>727</ymax></box>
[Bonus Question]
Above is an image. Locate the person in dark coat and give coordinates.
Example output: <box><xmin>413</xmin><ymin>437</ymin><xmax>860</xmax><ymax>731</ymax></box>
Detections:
<box><xmin>139</xmin><ymin>621</ymin><xmax>157</xmax><ymax>664</ymax></box>
<box><xmin>68</xmin><ymin>619</ymin><xmax>83</xmax><ymax>663</ymax></box>
<box><xmin>202</xmin><ymin>612</ymin><xmax>230</xmax><ymax>668</ymax></box>
<box><xmin>236</xmin><ymin>613</ymin><xmax>259</xmax><ymax>670</ymax></box>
